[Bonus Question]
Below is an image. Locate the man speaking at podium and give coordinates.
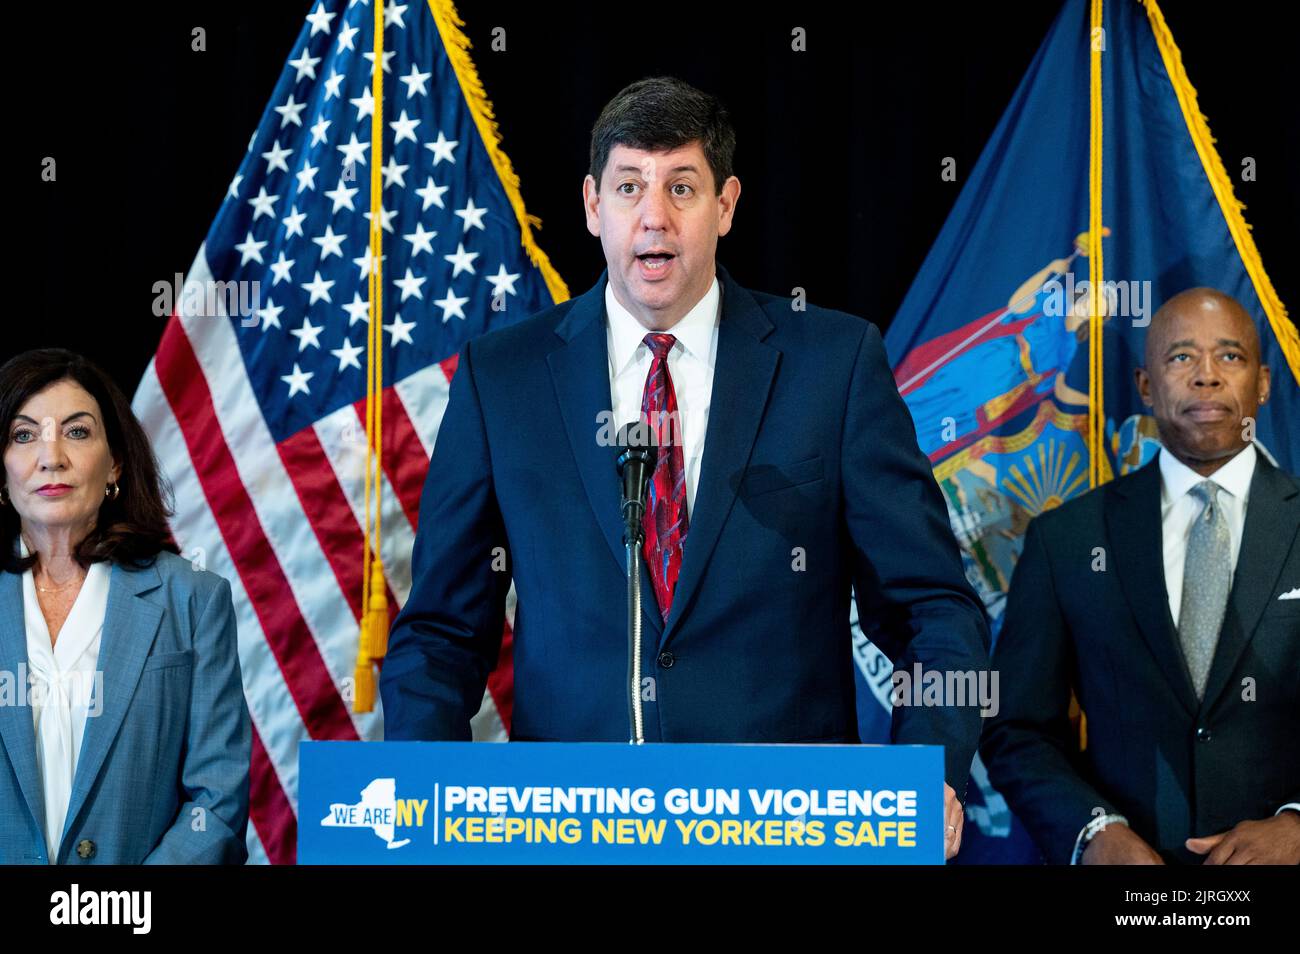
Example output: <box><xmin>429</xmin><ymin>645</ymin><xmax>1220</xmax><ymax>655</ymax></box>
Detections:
<box><xmin>382</xmin><ymin>77</ymin><xmax>990</xmax><ymax>858</ymax></box>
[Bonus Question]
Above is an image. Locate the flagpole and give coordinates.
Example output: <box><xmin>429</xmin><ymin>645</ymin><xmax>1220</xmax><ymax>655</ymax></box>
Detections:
<box><xmin>356</xmin><ymin>0</ymin><xmax>388</xmax><ymax>713</ymax></box>
<box><xmin>1087</xmin><ymin>0</ymin><xmax>1107</xmax><ymax>489</ymax></box>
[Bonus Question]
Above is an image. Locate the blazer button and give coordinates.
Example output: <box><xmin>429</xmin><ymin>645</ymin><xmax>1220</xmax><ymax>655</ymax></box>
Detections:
<box><xmin>1195</xmin><ymin>727</ymin><xmax>1212</xmax><ymax>743</ymax></box>
<box><xmin>76</xmin><ymin>839</ymin><xmax>96</xmax><ymax>860</ymax></box>
<box><xmin>657</xmin><ymin>651</ymin><xmax>675</xmax><ymax>669</ymax></box>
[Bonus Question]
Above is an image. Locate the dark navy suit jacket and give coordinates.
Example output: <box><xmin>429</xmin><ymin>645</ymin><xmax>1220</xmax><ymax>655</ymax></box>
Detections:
<box><xmin>382</xmin><ymin>263</ymin><xmax>991</xmax><ymax>794</ymax></box>
<box><xmin>981</xmin><ymin>454</ymin><xmax>1300</xmax><ymax>863</ymax></box>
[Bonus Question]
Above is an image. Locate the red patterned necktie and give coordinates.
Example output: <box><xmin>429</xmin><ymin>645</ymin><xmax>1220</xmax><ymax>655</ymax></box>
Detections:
<box><xmin>640</xmin><ymin>332</ymin><xmax>690</xmax><ymax>622</ymax></box>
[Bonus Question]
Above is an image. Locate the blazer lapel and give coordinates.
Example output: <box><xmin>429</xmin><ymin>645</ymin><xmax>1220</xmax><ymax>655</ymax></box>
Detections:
<box><xmin>1105</xmin><ymin>459</ymin><xmax>1200</xmax><ymax>717</ymax></box>
<box><xmin>1200</xmin><ymin>455</ymin><xmax>1299</xmax><ymax>713</ymax></box>
<box><xmin>547</xmin><ymin>264</ymin><xmax>780</xmax><ymax>649</ymax></box>
<box><xmin>548</xmin><ymin>271</ymin><xmax>664</xmax><ymax>640</ymax></box>
<box><xmin>659</xmin><ymin>266</ymin><xmax>779</xmax><ymax>650</ymax></box>
<box><xmin>0</xmin><ymin>570</ymin><xmax>45</xmax><ymax>841</ymax></box>
<box><xmin>59</xmin><ymin>560</ymin><xmax>163</xmax><ymax>856</ymax></box>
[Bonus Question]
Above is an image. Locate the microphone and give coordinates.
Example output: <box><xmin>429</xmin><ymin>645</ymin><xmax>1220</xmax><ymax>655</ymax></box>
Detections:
<box><xmin>615</xmin><ymin>420</ymin><xmax>657</xmax><ymax>544</ymax></box>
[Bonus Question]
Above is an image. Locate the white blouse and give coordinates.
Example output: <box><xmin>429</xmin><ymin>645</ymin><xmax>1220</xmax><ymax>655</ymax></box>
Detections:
<box><xmin>20</xmin><ymin>544</ymin><xmax>111</xmax><ymax>864</ymax></box>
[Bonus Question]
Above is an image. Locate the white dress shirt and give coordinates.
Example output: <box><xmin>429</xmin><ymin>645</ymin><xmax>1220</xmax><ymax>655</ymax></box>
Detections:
<box><xmin>1158</xmin><ymin>442</ymin><xmax>1256</xmax><ymax>629</ymax></box>
<box><xmin>606</xmin><ymin>276</ymin><xmax>722</xmax><ymax>518</ymax></box>
<box><xmin>21</xmin><ymin>540</ymin><xmax>111</xmax><ymax>864</ymax></box>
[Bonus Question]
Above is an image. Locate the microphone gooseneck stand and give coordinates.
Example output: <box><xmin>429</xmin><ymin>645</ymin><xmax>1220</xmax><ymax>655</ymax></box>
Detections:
<box><xmin>624</xmin><ymin>513</ymin><xmax>645</xmax><ymax>745</ymax></box>
<box><xmin>616</xmin><ymin>423</ymin><xmax>655</xmax><ymax>745</ymax></box>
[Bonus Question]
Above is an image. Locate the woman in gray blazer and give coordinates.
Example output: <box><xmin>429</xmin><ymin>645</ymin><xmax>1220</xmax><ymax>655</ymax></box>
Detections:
<box><xmin>0</xmin><ymin>348</ymin><xmax>250</xmax><ymax>864</ymax></box>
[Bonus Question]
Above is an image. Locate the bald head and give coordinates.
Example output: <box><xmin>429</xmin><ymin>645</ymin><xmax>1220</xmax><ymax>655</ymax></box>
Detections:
<box><xmin>1137</xmin><ymin>287</ymin><xmax>1270</xmax><ymax>477</ymax></box>
<box><xmin>1145</xmin><ymin>287</ymin><xmax>1261</xmax><ymax>367</ymax></box>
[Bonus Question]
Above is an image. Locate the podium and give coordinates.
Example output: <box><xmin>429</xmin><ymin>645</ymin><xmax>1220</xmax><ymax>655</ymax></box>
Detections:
<box><xmin>299</xmin><ymin>741</ymin><xmax>945</xmax><ymax>864</ymax></box>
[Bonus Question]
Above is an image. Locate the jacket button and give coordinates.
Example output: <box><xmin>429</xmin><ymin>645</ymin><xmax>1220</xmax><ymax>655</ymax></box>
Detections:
<box><xmin>657</xmin><ymin>651</ymin><xmax>675</xmax><ymax>669</ymax></box>
<box><xmin>76</xmin><ymin>839</ymin><xmax>96</xmax><ymax>859</ymax></box>
<box><xmin>1196</xmin><ymin>727</ymin><xmax>1212</xmax><ymax>743</ymax></box>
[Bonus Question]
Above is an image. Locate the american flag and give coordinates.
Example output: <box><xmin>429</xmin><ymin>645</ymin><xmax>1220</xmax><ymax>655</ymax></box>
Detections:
<box><xmin>131</xmin><ymin>0</ymin><xmax>566</xmax><ymax>863</ymax></box>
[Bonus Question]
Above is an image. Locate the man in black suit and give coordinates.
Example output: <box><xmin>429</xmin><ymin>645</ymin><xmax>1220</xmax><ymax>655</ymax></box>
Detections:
<box><xmin>981</xmin><ymin>287</ymin><xmax>1300</xmax><ymax>864</ymax></box>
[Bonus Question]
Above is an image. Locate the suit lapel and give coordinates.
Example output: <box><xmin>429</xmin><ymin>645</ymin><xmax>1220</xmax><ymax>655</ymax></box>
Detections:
<box><xmin>59</xmin><ymin>560</ymin><xmax>163</xmax><ymax>856</ymax></box>
<box><xmin>659</xmin><ymin>267</ymin><xmax>779</xmax><ymax>649</ymax></box>
<box><xmin>0</xmin><ymin>570</ymin><xmax>45</xmax><ymax>842</ymax></box>
<box><xmin>547</xmin><ymin>265</ymin><xmax>780</xmax><ymax>648</ymax></box>
<box><xmin>1105</xmin><ymin>459</ymin><xmax>1200</xmax><ymax>717</ymax></box>
<box><xmin>548</xmin><ymin>272</ymin><xmax>664</xmax><ymax>640</ymax></box>
<box><xmin>1200</xmin><ymin>455</ymin><xmax>1299</xmax><ymax>713</ymax></box>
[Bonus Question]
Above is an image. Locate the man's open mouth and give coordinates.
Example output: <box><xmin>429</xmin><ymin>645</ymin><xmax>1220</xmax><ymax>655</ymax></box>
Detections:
<box><xmin>637</xmin><ymin>252</ymin><xmax>675</xmax><ymax>270</ymax></box>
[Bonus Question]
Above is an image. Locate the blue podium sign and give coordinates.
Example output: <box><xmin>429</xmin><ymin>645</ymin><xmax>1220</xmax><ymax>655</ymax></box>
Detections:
<box><xmin>299</xmin><ymin>742</ymin><xmax>945</xmax><ymax>864</ymax></box>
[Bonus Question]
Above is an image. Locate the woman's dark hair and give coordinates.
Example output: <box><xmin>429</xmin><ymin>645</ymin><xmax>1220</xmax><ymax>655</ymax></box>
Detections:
<box><xmin>589</xmin><ymin>76</ymin><xmax>736</xmax><ymax>196</ymax></box>
<box><xmin>0</xmin><ymin>348</ymin><xmax>178</xmax><ymax>573</ymax></box>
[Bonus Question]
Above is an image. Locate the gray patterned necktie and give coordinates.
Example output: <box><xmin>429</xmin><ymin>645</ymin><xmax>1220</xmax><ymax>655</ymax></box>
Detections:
<box><xmin>1178</xmin><ymin>480</ymin><xmax>1231</xmax><ymax>699</ymax></box>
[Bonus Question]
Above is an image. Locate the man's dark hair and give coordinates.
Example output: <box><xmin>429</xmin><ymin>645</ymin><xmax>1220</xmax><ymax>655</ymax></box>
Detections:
<box><xmin>0</xmin><ymin>348</ymin><xmax>179</xmax><ymax>573</ymax></box>
<box><xmin>589</xmin><ymin>76</ymin><xmax>736</xmax><ymax>196</ymax></box>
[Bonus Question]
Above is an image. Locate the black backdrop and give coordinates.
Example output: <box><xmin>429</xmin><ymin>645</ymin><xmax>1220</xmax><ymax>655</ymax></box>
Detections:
<box><xmin>19</xmin><ymin>0</ymin><xmax>1299</xmax><ymax>393</ymax></box>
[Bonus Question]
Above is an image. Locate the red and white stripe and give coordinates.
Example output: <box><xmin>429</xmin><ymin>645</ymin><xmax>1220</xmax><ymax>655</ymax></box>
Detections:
<box><xmin>132</xmin><ymin>249</ymin><xmax>513</xmax><ymax>863</ymax></box>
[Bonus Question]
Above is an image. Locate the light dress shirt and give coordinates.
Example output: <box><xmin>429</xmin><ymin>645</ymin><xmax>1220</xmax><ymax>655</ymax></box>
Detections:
<box><xmin>20</xmin><ymin>539</ymin><xmax>111</xmax><ymax>864</ymax></box>
<box><xmin>606</xmin><ymin>275</ymin><xmax>722</xmax><ymax>518</ymax></box>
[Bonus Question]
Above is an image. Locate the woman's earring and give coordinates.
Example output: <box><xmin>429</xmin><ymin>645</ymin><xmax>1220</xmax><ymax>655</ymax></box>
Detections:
<box><xmin>106</xmin><ymin>481</ymin><xmax>121</xmax><ymax>501</ymax></box>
